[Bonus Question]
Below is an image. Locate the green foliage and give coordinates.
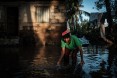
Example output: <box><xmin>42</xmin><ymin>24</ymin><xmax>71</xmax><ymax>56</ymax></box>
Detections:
<box><xmin>80</xmin><ymin>20</ymin><xmax>90</xmax><ymax>35</ymax></box>
<box><xmin>95</xmin><ymin>0</ymin><xmax>105</xmax><ymax>10</ymax></box>
<box><xmin>66</xmin><ymin>0</ymin><xmax>91</xmax><ymax>36</ymax></box>
<box><xmin>66</xmin><ymin>0</ymin><xmax>83</xmax><ymax>19</ymax></box>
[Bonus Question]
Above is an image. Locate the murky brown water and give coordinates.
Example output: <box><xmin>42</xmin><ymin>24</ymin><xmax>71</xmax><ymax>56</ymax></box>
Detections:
<box><xmin>0</xmin><ymin>45</ymin><xmax>117</xmax><ymax>78</ymax></box>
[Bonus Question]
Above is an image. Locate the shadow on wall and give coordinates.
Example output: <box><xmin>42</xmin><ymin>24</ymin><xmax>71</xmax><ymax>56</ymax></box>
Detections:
<box><xmin>19</xmin><ymin>1</ymin><xmax>65</xmax><ymax>46</ymax></box>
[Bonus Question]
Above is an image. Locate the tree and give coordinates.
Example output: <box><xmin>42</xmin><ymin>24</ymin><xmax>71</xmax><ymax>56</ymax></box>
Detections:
<box><xmin>95</xmin><ymin>0</ymin><xmax>114</xmax><ymax>34</ymax></box>
<box><xmin>104</xmin><ymin>0</ymin><xmax>113</xmax><ymax>33</ymax></box>
<box><xmin>66</xmin><ymin>0</ymin><xmax>83</xmax><ymax>19</ymax></box>
<box><xmin>65</xmin><ymin>0</ymin><xmax>90</xmax><ymax>34</ymax></box>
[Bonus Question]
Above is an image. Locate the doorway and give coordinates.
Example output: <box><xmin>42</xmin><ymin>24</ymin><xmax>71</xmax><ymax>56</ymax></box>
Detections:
<box><xmin>6</xmin><ymin>7</ymin><xmax>19</xmax><ymax>37</ymax></box>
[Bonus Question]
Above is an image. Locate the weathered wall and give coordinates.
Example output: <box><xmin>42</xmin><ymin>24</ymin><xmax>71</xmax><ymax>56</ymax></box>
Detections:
<box><xmin>0</xmin><ymin>1</ymin><xmax>66</xmax><ymax>46</ymax></box>
<box><xmin>19</xmin><ymin>1</ymin><xmax>66</xmax><ymax>46</ymax></box>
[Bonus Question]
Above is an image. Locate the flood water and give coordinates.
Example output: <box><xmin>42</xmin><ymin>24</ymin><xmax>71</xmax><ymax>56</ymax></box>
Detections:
<box><xmin>0</xmin><ymin>45</ymin><xmax>117</xmax><ymax>78</ymax></box>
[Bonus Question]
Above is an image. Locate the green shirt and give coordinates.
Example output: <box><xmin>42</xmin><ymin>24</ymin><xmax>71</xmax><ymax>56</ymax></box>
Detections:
<box><xmin>61</xmin><ymin>35</ymin><xmax>82</xmax><ymax>50</ymax></box>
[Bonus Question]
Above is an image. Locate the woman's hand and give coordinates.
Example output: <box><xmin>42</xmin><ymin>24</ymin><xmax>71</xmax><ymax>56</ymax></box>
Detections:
<box><xmin>57</xmin><ymin>48</ymin><xmax>65</xmax><ymax>66</ymax></box>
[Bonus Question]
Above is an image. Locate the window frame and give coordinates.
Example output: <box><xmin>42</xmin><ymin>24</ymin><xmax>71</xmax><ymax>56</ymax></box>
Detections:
<box><xmin>36</xmin><ymin>6</ymin><xmax>50</xmax><ymax>23</ymax></box>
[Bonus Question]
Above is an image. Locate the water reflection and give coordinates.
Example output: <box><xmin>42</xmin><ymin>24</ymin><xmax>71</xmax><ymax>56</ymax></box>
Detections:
<box><xmin>32</xmin><ymin>46</ymin><xmax>47</xmax><ymax>65</ymax></box>
<box><xmin>0</xmin><ymin>45</ymin><xmax>117</xmax><ymax>78</ymax></box>
<box><xmin>81</xmin><ymin>46</ymin><xmax>109</xmax><ymax>78</ymax></box>
<box><xmin>31</xmin><ymin>46</ymin><xmax>60</xmax><ymax>68</ymax></box>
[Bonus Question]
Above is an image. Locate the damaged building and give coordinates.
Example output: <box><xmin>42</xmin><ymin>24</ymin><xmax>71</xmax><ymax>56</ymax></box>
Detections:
<box><xmin>0</xmin><ymin>0</ymin><xmax>66</xmax><ymax>46</ymax></box>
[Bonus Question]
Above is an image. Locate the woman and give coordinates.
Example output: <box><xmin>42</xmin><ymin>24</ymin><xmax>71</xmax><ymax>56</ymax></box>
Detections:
<box><xmin>57</xmin><ymin>30</ymin><xmax>84</xmax><ymax>67</ymax></box>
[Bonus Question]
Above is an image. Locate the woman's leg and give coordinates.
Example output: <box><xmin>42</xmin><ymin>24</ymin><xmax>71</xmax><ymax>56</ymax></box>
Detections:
<box><xmin>63</xmin><ymin>48</ymin><xmax>71</xmax><ymax>66</ymax></box>
<box><xmin>72</xmin><ymin>48</ymin><xmax>79</xmax><ymax>66</ymax></box>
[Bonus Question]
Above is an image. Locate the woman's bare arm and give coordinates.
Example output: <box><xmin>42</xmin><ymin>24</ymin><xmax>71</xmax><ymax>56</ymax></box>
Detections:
<box><xmin>78</xmin><ymin>46</ymin><xmax>84</xmax><ymax>65</ymax></box>
<box><xmin>57</xmin><ymin>48</ymin><xmax>65</xmax><ymax>65</ymax></box>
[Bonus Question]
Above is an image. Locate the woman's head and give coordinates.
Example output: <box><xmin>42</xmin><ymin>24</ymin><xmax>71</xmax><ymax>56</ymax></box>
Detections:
<box><xmin>63</xmin><ymin>33</ymin><xmax>70</xmax><ymax>43</ymax></box>
<box><xmin>62</xmin><ymin>30</ymin><xmax>71</xmax><ymax>43</ymax></box>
